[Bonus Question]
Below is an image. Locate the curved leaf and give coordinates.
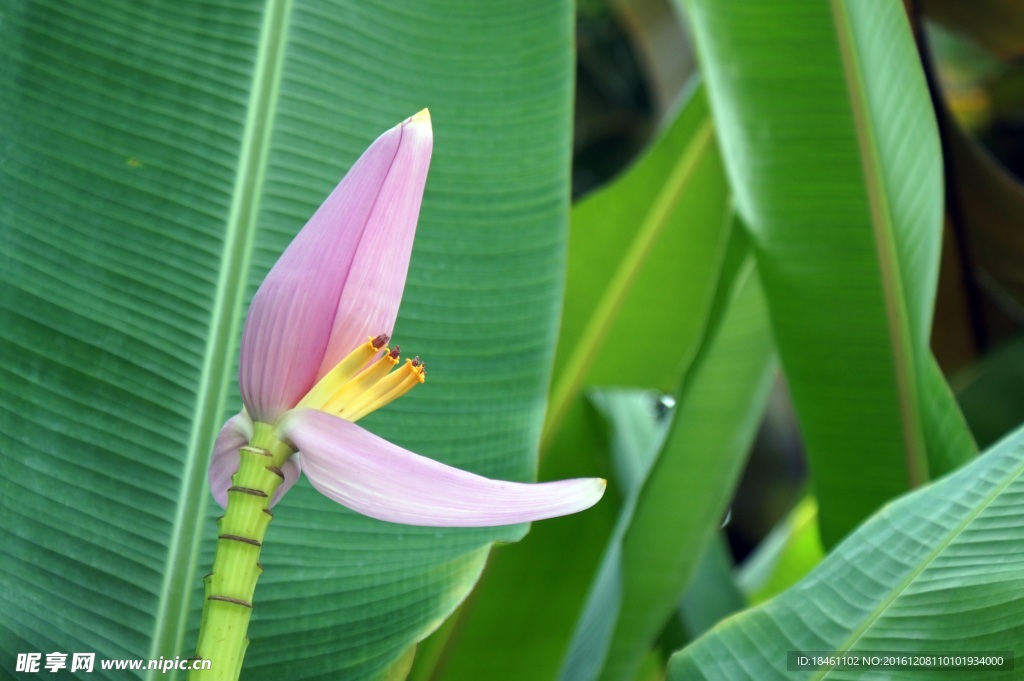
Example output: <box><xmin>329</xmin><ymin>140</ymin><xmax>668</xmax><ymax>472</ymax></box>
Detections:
<box><xmin>593</xmin><ymin>252</ymin><xmax>775</xmax><ymax>681</ymax></box>
<box><xmin>0</xmin><ymin>1</ymin><xmax>573</xmax><ymax>678</ymax></box>
<box><xmin>560</xmin><ymin>244</ymin><xmax>777</xmax><ymax>681</ymax></box>
<box><xmin>558</xmin><ymin>388</ymin><xmax>672</xmax><ymax>681</ymax></box>
<box><xmin>736</xmin><ymin>497</ymin><xmax>824</xmax><ymax>606</ymax></box>
<box><xmin>669</xmin><ymin>423</ymin><xmax>1024</xmax><ymax>681</ymax></box>
<box><xmin>421</xmin><ymin>82</ymin><xmax>731</xmax><ymax>681</ymax></box>
<box><xmin>683</xmin><ymin>0</ymin><xmax>976</xmax><ymax>545</ymax></box>
<box><xmin>545</xmin><ymin>81</ymin><xmax>731</xmax><ymax>443</ymax></box>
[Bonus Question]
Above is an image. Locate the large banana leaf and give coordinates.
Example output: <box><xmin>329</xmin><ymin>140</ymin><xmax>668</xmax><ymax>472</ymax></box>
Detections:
<box><xmin>683</xmin><ymin>0</ymin><xmax>976</xmax><ymax>546</ymax></box>
<box><xmin>0</xmin><ymin>2</ymin><xmax>573</xmax><ymax>679</ymax></box>
<box><xmin>582</xmin><ymin>248</ymin><xmax>777</xmax><ymax>681</ymax></box>
<box><xmin>669</xmin><ymin>422</ymin><xmax>1024</xmax><ymax>681</ymax></box>
<box><xmin>558</xmin><ymin>388</ymin><xmax>672</xmax><ymax>681</ymax></box>
<box><xmin>417</xmin><ymin>83</ymin><xmax>731</xmax><ymax>681</ymax></box>
<box><xmin>545</xmin><ymin>82</ymin><xmax>731</xmax><ymax>441</ymax></box>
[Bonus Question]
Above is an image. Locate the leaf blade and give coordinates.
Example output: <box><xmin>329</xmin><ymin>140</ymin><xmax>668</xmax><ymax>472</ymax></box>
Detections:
<box><xmin>0</xmin><ymin>2</ymin><xmax>576</xmax><ymax>678</ymax></box>
<box><xmin>669</xmin><ymin>424</ymin><xmax>1024</xmax><ymax>681</ymax></box>
<box><xmin>682</xmin><ymin>0</ymin><xmax>976</xmax><ymax>545</ymax></box>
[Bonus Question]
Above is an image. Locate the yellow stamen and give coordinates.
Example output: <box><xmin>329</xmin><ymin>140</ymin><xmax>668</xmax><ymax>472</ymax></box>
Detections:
<box><xmin>296</xmin><ymin>334</ymin><xmax>388</xmax><ymax>411</ymax></box>
<box><xmin>320</xmin><ymin>348</ymin><xmax>400</xmax><ymax>415</ymax></box>
<box><xmin>295</xmin><ymin>335</ymin><xmax>425</xmax><ymax>422</ymax></box>
<box><xmin>339</xmin><ymin>358</ymin><xmax>426</xmax><ymax>422</ymax></box>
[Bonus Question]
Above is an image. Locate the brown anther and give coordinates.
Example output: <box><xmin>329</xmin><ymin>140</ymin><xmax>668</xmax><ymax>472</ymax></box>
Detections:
<box><xmin>372</xmin><ymin>334</ymin><xmax>389</xmax><ymax>349</ymax></box>
<box><xmin>389</xmin><ymin>346</ymin><xmax>401</xmax><ymax>359</ymax></box>
<box><xmin>411</xmin><ymin>357</ymin><xmax>422</xmax><ymax>367</ymax></box>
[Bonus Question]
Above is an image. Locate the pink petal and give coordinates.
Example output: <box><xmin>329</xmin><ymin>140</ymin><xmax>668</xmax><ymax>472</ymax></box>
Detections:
<box><xmin>209</xmin><ymin>411</ymin><xmax>301</xmax><ymax>509</ymax></box>
<box><xmin>282</xmin><ymin>409</ymin><xmax>606</xmax><ymax>527</ymax></box>
<box><xmin>317</xmin><ymin>111</ymin><xmax>433</xmax><ymax>378</ymax></box>
<box><xmin>239</xmin><ymin>112</ymin><xmax>431</xmax><ymax>422</ymax></box>
<box><xmin>272</xmin><ymin>457</ymin><xmax>302</xmax><ymax>508</ymax></box>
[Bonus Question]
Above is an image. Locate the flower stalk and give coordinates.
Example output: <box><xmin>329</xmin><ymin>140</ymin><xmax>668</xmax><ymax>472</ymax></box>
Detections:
<box><xmin>192</xmin><ymin>426</ymin><xmax>292</xmax><ymax>680</ymax></box>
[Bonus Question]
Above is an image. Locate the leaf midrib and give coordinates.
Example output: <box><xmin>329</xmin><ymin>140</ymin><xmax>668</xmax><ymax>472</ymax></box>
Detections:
<box><xmin>813</xmin><ymin>449</ymin><xmax>1024</xmax><ymax>680</ymax></box>
<box><xmin>146</xmin><ymin>0</ymin><xmax>293</xmax><ymax>673</ymax></box>
<box><xmin>542</xmin><ymin>118</ymin><xmax>715</xmax><ymax>450</ymax></box>
<box><xmin>829</xmin><ymin>0</ymin><xmax>927</xmax><ymax>488</ymax></box>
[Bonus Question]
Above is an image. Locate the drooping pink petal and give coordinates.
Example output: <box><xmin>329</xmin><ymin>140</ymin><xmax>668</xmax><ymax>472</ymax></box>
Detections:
<box><xmin>316</xmin><ymin>111</ymin><xmax>433</xmax><ymax>378</ymax></box>
<box><xmin>209</xmin><ymin>411</ymin><xmax>301</xmax><ymax>509</ymax></box>
<box><xmin>209</xmin><ymin>412</ymin><xmax>252</xmax><ymax>508</ymax></box>
<box><xmin>240</xmin><ymin>113</ymin><xmax>431</xmax><ymax>422</ymax></box>
<box><xmin>282</xmin><ymin>409</ymin><xmax>606</xmax><ymax>527</ymax></box>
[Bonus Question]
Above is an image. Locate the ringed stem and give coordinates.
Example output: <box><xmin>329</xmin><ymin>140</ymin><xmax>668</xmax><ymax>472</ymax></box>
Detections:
<box><xmin>190</xmin><ymin>422</ymin><xmax>292</xmax><ymax>680</ymax></box>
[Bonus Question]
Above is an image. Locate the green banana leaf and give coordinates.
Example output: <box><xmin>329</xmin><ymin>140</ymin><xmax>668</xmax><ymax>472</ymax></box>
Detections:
<box><xmin>736</xmin><ymin>497</ymin><xmax>824</xmax><ymax>606</ymax></box>
<box><xmin>414</xmin><ymin>82</ymin><xmax>732</xmax><ymax>681</ymax></box>
<box><xmin>682</xmin><ymin>0</ymin><xmax>976</xmax><ymax>546</ymax></box>
<box><xmin>0</xmin><ymin>2</ymin><xmax>574</xmax><ymax>679</ymax></box>
<box><xmin>545</xmin><ymin>81</ymin><xmax>731</xmax><ymax>443</ymax></box>
<box><xmin>669</xmin><ymin>421</ymin><xmax>1024</xmax><ymax>681</ymax></box>
<box><xmin>558</xmin><ymin>388</ymin><xmax>673</xmax><ymax>681</ymax></box>
<box><xmin>580</xmin><ymin>248</ymin><xmax>777</xmax><ymax>681</ymax></box>
<box><xmin>676</xmin><ymin>535</ymin><xmax>746</xmax><ymax>643</ymax></box>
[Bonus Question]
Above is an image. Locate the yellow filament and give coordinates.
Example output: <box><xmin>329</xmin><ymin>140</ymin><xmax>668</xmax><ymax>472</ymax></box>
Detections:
<box><xmin>296</xmin><ymin>337</ymin><xmax>386</xmax><ymax>411</ymax></box>
<box><xmin>295</xmin><ymin>336</ymin><xmax>425</xmax><ymax>422</ymax></box>
<box><xmin>320</xmin><ymin>351</ymin><xmax>399</xmax><ymax>415</ymax></box>
<box><xmin>340</xmin><ymin>359</ymin><xmax>426</xmax><ymax>422</ymax></box>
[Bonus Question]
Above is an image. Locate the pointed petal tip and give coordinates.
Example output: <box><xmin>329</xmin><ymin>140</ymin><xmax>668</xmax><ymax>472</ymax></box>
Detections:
<box><xmin>574</xmin><ymin>477</ymin><xmax>608</xmax><ymax>509</ymax></box>
<box><xmin>408</xmin><ymin>108</ymin><xmax>431</xmax><ymax>127</ymax></box>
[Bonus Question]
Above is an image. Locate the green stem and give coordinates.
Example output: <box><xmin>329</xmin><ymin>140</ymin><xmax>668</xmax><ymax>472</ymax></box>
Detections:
<box><xmin>190</xmin><ymin>422</ymin><xmax>292</xmax><ymax>680</ymax></box>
